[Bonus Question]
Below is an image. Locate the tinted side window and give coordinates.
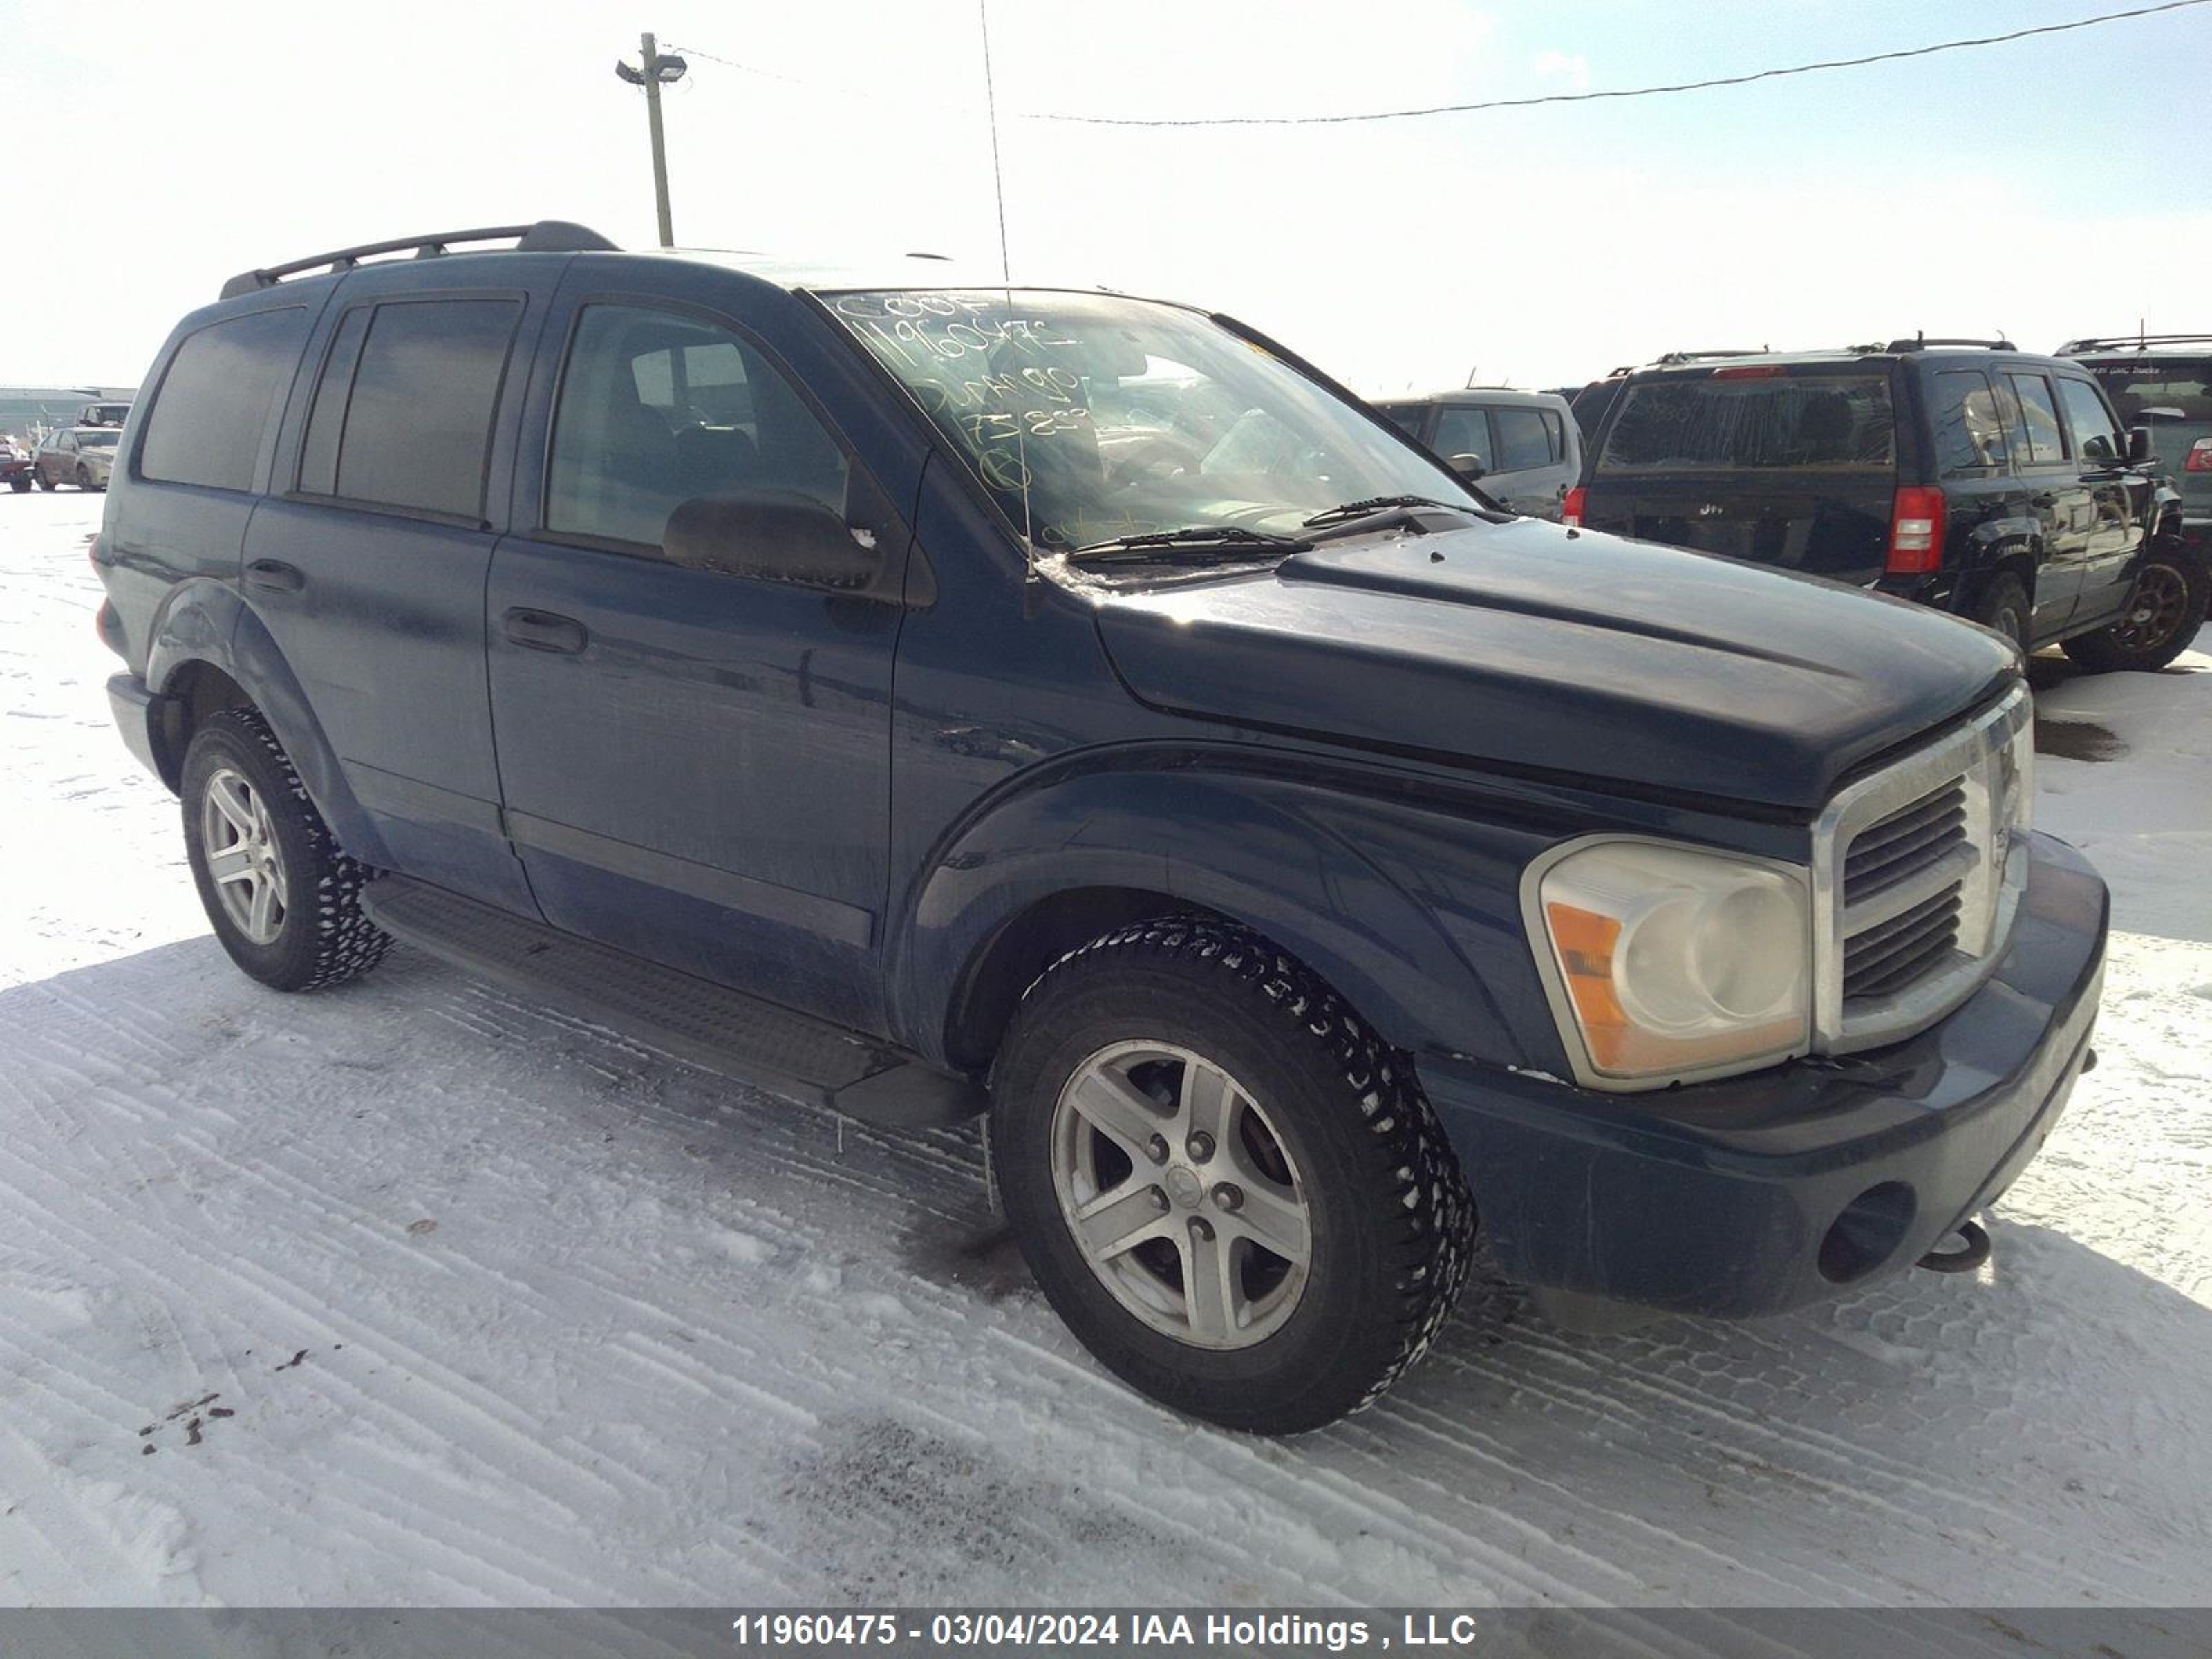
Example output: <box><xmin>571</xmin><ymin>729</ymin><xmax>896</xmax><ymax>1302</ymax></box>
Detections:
<box><xmin>138</xmin><ymin>307</ymin><xmax>308</xmax><ymax>491</ymax></box>
<box><xmin>2055</xmin><ymin>377</ymin><xmax>2121</xmax><ymax>464</ymax></box>
<box><xmin>546</xmin><ymin>303</ymin><xmax>850</xmax><ymax>550</ymax></box>
<box><xmin>1431</xmin><ymin>406</ymin><xmax>1491</xmax><ymax>466</ymax></box>
<box><xmin>1492</xmin><ymin>406</ymin><xmax>1556</xmax><ymax>471</ymax></box>
<box><xmin>1932</xmin><ymin>368</ymin><xmax>2009</xmax><ymax>476</ymax></box>
<box><xmin>305</xmin><ymin>298</ymin><xmax>521</xmax><ymax>518</ymax></box>
<box><xmin>1377</xmin><ymin>404</ymin><xmax>1425</xmax><ymax>438</ymax></box>
<box><xmin>2000</xmin><ymin>373</ymin><xmax>2069</xmax><ymax>465</ymax></box>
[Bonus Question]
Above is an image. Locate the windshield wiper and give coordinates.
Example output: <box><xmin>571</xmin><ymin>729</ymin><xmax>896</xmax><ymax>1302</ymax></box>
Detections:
<box><xmin>1300</xmin><ymin>494</ymin><xmax>1481</xmax><ymax>529</ymax></box>
<box><xmin>1065</xmin><ymin>526</ymin><xmax>1312</xmax><ymax>564</ymax></box>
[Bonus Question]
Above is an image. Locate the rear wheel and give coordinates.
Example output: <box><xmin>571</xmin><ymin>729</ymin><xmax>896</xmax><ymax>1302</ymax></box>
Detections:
<box><xmin>8</xmin><ymin>478</ymin><xmax>26</xmax><ymax>493</ymax></box>
<box><xmin>990</xmin><ymin>917</ymin><xmax>1475</xmax><ymax>1434</ymax></box>
<box><xmin>1971</xmin><ymin>573</ymin><xmax>2030</xmax><ymax>655</ymax></box>
<box><xmin>181</xmin><ymin>707</ymin><xmax>391</xmax><ymax>991</ymax></box>
<box><xmin>2063</xmin><ymin>540</ymin><xmax>2207</xmax><ymax>673</ymax></box>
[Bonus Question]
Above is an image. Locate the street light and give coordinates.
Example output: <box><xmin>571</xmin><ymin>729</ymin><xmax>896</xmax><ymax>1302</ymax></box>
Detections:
<box><xmin>615</xmin><ymin>33</ymin><xmax>687</xmax><ymax>247</ymax></box>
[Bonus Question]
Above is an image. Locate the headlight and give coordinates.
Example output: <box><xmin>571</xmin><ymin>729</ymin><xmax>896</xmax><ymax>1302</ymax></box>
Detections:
<box><xmin>1525</xmin><ymin>838</ymin><xmax>1811</xmax><ymax>1091</ymax></box>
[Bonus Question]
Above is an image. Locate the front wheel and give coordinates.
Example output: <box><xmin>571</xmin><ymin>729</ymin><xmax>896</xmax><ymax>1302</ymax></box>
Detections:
<box><xmin>181</xmin><ymin>707</ymin><xmax>392</xmax><ymax>991</ymax></box>
<box><xmin>35</xmin><ymin>471</ymin><xmax>55</xmax><ymax>491</ymax></box>
<box><xmin>990</xmin><ymin>917</ymin><xmax>1475</xmax><ymax>1433</ymax></box>
<box><xmin>8</xmin><ymin>478</ymin><xmax>28</xmax><ymax>493</ymax></box>
<box><xmin>2063</xmin><ymin>540</ymin><xmax>2208</xmax><ymax>673</ymax></box>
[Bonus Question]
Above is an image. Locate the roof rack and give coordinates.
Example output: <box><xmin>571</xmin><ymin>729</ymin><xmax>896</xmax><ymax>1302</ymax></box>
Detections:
<box><xmin>219</xmin><ymin>221</ymin><xmax>619</xmax><ymax>300</ymax></box>
<box><xmin>1884</xmin><ymin>334</ymin><xmax>2016</xmax><ymax>352</ymax></box>
<box><xmin>1652</xmin><ymin>348</ymin><xmax>1767</xmax><ymax>365</ymax></box>
<box><xmin>2059</xmin><ymin>332</ymin><xmax>2212</xmax><ymax>354</ymax></box>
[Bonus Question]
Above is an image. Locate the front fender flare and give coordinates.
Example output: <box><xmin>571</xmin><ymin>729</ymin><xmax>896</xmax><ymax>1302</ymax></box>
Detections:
<box><xmin>894</xmin><ymin>758</ymin><xmax>1543</xmax><ymax>1072</ymax></box>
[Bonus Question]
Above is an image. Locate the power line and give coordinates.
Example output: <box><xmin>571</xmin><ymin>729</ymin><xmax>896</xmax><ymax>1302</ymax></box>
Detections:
<box><xmin>1019</xmin><ymin>0</ymin><xmax>2210</xmax><ymax>126</ymax></box>
<box><xmin>679</xmin><ymin>0</ymin><xmax>2208</xmax><ymax>130</ymax></box>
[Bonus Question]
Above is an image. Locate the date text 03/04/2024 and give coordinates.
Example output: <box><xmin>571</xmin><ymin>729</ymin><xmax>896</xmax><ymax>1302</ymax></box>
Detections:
<box><xmin>727</xmin><ymin>1612</ymin><xmax>1483</xmax><ymax>1649</ymax></box>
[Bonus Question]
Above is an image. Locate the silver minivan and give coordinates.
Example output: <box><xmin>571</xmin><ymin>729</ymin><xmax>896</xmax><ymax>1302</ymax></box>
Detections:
<box><xmin>1376</xmin><ymin>387</ymin><xmax>1582</xmax><ymax>521</ymax></box>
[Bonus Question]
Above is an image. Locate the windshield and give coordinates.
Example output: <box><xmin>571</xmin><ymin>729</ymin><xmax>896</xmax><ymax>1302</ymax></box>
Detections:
<box><xmin>76</xmin><ymin>431</ymin><xmax>119</xmax><ymax>448</ymax></box>
<box><xmin>827</xmin><ymin>290</ymin><xmax>1472</xmax><ymax>552</ymax></box>
<box><xmin>1600</xmin><ymin>373</ymin><xmax>1895</xmax><ymax>474</ymax></box>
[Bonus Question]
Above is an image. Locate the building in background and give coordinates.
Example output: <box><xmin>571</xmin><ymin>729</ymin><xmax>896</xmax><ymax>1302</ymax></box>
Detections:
<box><xmin>0</xmin><ymin>386</ymin><xmax>138</xmax><ymax>447</ymax></box>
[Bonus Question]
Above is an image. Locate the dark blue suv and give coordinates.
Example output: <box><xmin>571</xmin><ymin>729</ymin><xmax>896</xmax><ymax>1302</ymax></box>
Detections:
<box><xmin>93</xmin><ymin>223</ymin><xmax>2107</xmax><ymax>1432</ymax></box>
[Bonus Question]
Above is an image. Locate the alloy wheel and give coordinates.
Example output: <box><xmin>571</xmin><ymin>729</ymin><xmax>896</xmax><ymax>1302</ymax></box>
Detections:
<box><xmin>2110</xmin><ymin>563</ymin><xmax>2191</xmax><ymax>654</ymax></box>
<box><xmin>200</xmin><ymin>766</ymin><xmax>290</xmax><ymax>944</ymax></box>
<box><xmin>1049</xmin><ymin>1040</ymin><xmax>1311</xmax><ymax>1350</ymax></box>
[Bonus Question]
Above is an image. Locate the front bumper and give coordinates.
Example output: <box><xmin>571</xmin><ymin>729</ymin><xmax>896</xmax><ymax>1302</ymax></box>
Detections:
<box><xmin>1421</xmin><ymin>830</ymin><xmax>2107</xmax><ymax>1318</ymax></box>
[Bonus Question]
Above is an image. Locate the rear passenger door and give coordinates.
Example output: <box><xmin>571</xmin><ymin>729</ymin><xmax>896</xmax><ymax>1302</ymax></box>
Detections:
<box><xmin>245</xmin><ymin>271</ymin><xmax>557</xmax><ymax>915</ymax></box>
<box><xmin>484</xmin><ymin>287</ymin><xmax>910</xmax><ymax>1033</ymax></box>
<box><xmin>1993</xmin><ymin>369</ymin><xmax>2092</xmax><ymax>642</ymax></box>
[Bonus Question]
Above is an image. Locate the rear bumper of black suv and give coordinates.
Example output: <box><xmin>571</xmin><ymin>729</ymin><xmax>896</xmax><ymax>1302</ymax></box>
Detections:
<box><xmin>1421</xmin><ymin>830</ymin><xmax>2106</xmax><ymax>1319</ymax></box>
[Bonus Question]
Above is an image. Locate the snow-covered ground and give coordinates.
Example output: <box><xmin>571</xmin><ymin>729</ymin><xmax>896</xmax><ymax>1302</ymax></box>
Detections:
<box><xmin>1</xmin><ymin>488</ymin><xmax>2208</xmax><ymax>1608</ymax></box>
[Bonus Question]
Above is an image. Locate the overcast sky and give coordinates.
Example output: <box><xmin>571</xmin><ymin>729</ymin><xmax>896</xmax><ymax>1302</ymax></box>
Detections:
<box><xmin>4</xmin><ymin>0</ymin><xmax>2208</xmax><ymax>395</ymax></box>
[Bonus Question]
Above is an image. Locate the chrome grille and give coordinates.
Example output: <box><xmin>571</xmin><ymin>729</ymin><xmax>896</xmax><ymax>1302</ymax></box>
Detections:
<box><xmin>1844</xmin><ymin>881</ymin><xmax>1963</xmax><ymax>998</ymax></box>
<box><xmin>1812</xmin><ymin>684</ymin><xmax>2032</xmax><ymax>1053</ymax></box>
<box><xmin>1842</xmin><ymin>781</ymin><xmax>1967</xmax><ymax>902</ymax></box>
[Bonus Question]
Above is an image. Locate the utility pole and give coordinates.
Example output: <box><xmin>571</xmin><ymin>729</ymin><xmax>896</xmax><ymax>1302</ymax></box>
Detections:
<box><xmin>615</xmin><ymin>32</ymin><xmax>688</xmax><ymax>247</ymax></box>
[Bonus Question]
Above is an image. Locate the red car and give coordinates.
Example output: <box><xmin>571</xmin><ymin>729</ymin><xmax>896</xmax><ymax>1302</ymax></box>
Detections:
<box><xmin>1</xmin><ymin>437</ymin><xmax>38</xmax><ymax>494</ymax></box>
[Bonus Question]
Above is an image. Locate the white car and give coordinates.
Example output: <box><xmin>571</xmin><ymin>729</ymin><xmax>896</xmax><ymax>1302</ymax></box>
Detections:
<box><xmin>32</xmin><ymin>427</ymin><xmax>121</xmax><ymax>491</ymax></box>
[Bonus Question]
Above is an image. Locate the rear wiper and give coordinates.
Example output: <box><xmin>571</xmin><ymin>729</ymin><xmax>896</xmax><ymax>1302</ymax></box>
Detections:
<box><xmin>1065</xmin><ymin>526</ymin><xmax>1311</xmax><ymax>564</ymax></box>
<box><xmin>1300</xmin><ymin>494</ymin><xmax>1480</xmax><ymax>528</ymax></box>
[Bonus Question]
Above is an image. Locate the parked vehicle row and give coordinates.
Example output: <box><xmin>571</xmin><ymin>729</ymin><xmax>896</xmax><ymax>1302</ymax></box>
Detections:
<box><xmin>91</xmin><ymin>223</ymin><xmax>2109</xmax><ymax>1433</ymax></box>
<box><xmin>1387</xmin><ymin>337</ymin><xmax>2209</xmax><ymax>672</ymax></box>
<box><xmin>1559</xmin><ymin>339</ymin><xmax>2203</xmax><ymax>672</ymax></box>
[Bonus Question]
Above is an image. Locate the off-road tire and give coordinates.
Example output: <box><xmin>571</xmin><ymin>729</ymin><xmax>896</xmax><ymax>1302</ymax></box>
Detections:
<box><xmin>1971</xmin><ymin>573</ymin><xmax>2030</xmax><ymax>657</ymax></box>
<box><xmin>2062</xmin><ymin>538</ymin><xmax>2207</xmax><ymax>673</ymax></box>
<box><xmin>181</xmin><ymin>707</ymin><xmax>391</xmax><ymax>992</ymax></box>
<box><xmin>991</xmin><ymin>916</ymin><xmax>1477</xmax><ymax>1434</ymax></box>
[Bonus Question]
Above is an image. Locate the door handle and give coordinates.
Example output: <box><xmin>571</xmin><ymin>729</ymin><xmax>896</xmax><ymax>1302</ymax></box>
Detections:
<box><xmin>502</xmin><ymin>608</ymin><xmax>588</xmax><ymax>654</ymax></box>
<box><xmin>245</xmin><ymin>559</ymin><xmax>305</xmax><ymax>594</ymax></box>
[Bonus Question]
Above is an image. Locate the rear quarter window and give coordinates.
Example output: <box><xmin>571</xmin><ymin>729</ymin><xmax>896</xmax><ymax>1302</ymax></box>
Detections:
<box><xmin>138</xmin><ymin>307</ymin><xmax>309</xmax><ymax>492</ymax></box>
<box><xmin>1597</xmin><ymin>374</ymin><xmax>1895</xmax><ymax>473</ymax></box>
<box><xmin>1931</xmin><ymin>368</ymin><xmax>2010</xmax><ymax>476</ymax></box>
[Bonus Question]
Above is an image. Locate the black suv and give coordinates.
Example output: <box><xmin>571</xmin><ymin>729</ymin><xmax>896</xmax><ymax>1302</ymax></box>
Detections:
<box><xmin>1568</xmin><ymin>339</ymin><xmax>2202</xmax><ymax>671</ymax></box>
<box><xmin>93</xmin><ymin>226</ymin><xmax>2106</xmax><ymax>1432</ymax></box>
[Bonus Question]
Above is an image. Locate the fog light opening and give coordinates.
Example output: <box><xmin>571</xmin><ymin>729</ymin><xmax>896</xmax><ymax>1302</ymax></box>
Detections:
<box><xmin>1819</xmin><ymin>1181</ymin><xmax>1917</xmax><ymax>1284</ymax></box>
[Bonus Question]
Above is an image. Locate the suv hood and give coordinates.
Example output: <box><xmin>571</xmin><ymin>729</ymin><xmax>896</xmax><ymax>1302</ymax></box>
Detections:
<box><xmin>1091</xmin><ymin>518</ymin><xmax>2016</xmax><ymax>811</ymax></box>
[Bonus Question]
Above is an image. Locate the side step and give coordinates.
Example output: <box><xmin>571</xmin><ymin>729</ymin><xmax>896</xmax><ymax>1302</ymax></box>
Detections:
<box><xmin>359</xmin><ymin>876</ymin><xmax>984</xmax><ymax>1130</ymax></box>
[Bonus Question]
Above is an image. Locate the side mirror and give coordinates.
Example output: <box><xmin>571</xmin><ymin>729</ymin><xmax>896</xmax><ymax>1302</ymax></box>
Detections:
<box><xmin>2126</xmin><ymin>425</ymin><xmax>2154</xmax><ymax>465</ymax></box>
<box><xmin>1447</xmin><ymin>452</ymin><xmax>1487</xmax><ymax>482</ymax></box>
<box><xmin>662</xmin><ymin>489</ymin><xmax>889</xmax><ymax>593</ymax></box>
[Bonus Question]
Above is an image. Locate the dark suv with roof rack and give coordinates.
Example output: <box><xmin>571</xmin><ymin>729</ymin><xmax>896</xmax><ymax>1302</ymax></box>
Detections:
<box><xmin>91</xmin><ymin>225</ymin><xmax>2107</xmax><ymax>1433</ymax></box>
<box><xmin>1568</xmin><ymin>338</ymin><xmax>2201</xmax><ymax>671</ymax></box>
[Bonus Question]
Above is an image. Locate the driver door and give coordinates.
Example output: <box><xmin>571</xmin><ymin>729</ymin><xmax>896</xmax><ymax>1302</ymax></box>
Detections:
<box><xmin>485</xmin><ymin>292</ymin><xmax>912</xmax><ymax>1033</ymax></box>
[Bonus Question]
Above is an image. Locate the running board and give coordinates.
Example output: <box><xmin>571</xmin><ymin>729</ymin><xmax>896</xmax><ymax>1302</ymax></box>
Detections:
<box><xmin>359</xmin><ymin>876</ymin><xmax>984</xmax><ymax>1130</ymax></box>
